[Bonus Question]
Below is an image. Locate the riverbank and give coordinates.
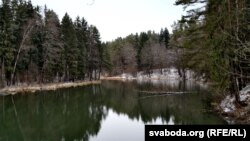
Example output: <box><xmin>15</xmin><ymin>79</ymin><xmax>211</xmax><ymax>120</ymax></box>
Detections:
<box><xmin>0</xmin><ymin>80</ymin><xmax>101</xmax><ymax>95</ymax></box>
<box><xmin>217</xmin><ymin>84</ymin><xmax>250</xmax><ymax>124</ymax></box>
<box><xmin>102</xmin><ymin>68</ymin><xmax>204</xmax><ymax>81</ymax></box>
<box><xmin>103</xmin><ymin>72</ymin><xmax>250</xmax><ymax>124</ymax></box>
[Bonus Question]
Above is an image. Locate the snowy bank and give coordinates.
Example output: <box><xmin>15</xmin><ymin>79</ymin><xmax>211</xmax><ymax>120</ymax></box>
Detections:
<box><xmin>220</xmin><ymin>84</ymin><xmax>250</xmax><ymax>123</ymax></box>
<box><xmin>103</xmin><ymin>68</ymin><xmax>200</xmax><ymax>81</ymax></box>
<box><xmin>102</xmin><ymin>68</ymin><xmax>207</xmax><ymax>88</ymax></box>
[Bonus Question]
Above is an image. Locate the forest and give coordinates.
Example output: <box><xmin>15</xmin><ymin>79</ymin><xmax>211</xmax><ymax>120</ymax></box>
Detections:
<box><xmin>173</xmin><ymin>0</ymin><xmax>250</xmax><ymax>104</ymax></box>
<box><xmin>0</xmin><ymin>0</ymin><xmax>104</xmax><ymax>87</ymax></box>
<box><xmin>104</xmin><ymin>28</ymin><xmax>172</xmax><ymax>76</ymax></box>
<box><xmin>0</xmin><ymin>0</ymin><xmax>250</xmax><ymax>105</ymax></box>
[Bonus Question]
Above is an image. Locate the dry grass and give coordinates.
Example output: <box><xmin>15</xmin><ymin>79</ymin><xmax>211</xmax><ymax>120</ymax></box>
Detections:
<box><xmin>0</xmin><ymin>80</ymin><xmax>101</xmax><ymax>95</ymax></box>
<box><xmin>101</xmin><ymin>77</ymin><xmax>126</xmax><ymax>80</ymax></box>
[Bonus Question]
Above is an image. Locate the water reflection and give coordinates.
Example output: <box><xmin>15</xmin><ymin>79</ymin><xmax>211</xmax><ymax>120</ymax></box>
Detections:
<box><xmin>0</xmin><ymin>87</ymin><xmax>107</xmax><ymax>141</ymax></box>
<box><xmin>0</xmin><ymin>80</ymin><xmax>225</xmax><ymax>141</ymax></box>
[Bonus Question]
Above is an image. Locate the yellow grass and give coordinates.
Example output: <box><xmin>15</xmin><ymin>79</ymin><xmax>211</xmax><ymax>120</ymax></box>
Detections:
<box><xmin>101</xmin><ymin>76</ymin><xmax>126</xmax><ymax>80</ymax></box>
<box><xmin>0</xmin><ymin>80</ymin><xmax>101</xmax><ymax>95</ymax></box>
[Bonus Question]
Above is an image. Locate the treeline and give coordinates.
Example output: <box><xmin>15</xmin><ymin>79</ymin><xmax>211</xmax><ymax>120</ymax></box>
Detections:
<box><xmin>0</xmin><ymin>0</ymin><xmax>105</xmax><ymax>87</ymax></box>
<box><xmin>105</xmin><ymin>28</ymin><xmax>172</xmax><ymax>76</ymax></box>
<box><xmin>172</xmin><ymin>0</ymin><xmax>250</xmax><ymax>103</ymax></box>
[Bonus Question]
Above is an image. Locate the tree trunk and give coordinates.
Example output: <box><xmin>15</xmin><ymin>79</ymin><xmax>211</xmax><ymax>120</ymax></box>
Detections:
<box><xmin>98</xmin><ymin>69</ymin><xmax>101</xmax><ymax>80</ymax></box>
<box><xmin>177</xmin><ymin>66</ymin><xmax>182</xmax><ymax>78</ymax></box>
<box><xmin>1</xmin><ymin>58</ymin><xmax>6</xmax><ymax>87</ymax></box>
<box><xmin>94</xmin><ymin>69</ymin><xmax>97</xmax><ymax>80</ymax></box>
<box><xmin>11</xmin><ymin>23</ymin><xmax>34</xmax><ymax>85</ymax></box>
<box><xmin>182</xmin><ymin>68</ymin><xmax>186</xmax><ymax>80</ymax></box>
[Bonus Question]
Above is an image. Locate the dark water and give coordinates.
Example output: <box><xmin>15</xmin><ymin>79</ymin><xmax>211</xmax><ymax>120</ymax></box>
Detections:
<box><xmin>0</xmin><ymin>80</ymin><xmax>225</xmax><ymax>141</ymax></box>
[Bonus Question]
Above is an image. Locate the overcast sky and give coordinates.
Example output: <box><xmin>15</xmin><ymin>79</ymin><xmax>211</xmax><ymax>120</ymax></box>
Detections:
<box><xmin>31</xmin><ymin>0</ymin><xmax>185</xmax><ymax>42</ymax></box>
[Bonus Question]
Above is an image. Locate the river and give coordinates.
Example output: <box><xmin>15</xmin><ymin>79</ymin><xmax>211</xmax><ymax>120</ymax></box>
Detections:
<box><xmin>0</xmin><ymin>80</ymin><xmax>225</xmax><ymax>141</ymax></box>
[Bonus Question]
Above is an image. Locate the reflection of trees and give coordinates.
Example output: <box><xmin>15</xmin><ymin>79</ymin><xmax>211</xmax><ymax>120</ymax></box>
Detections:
<box><xmin>0</xmin><ymin>81</ymin><xmax>225</xmax><ymax>141</ymax></box>
<box><xmin>100</xmin><ymin>81</ymin><xmax>225</xmax><ymax>124</ymax></box>
<box><xmin>0</xmin><ymin>86</ymin><xmax>107</xmax><ymax>141</ymax></box>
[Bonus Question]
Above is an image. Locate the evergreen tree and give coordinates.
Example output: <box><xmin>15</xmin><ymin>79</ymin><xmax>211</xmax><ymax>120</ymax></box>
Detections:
<box><xmin>32</xmin><ymin>9</ymin><xmax>63</xmax><ymax>82</ymax></box>
<box><xmin>11</xmin><ymin>0</ymin><xmax>38</xmax><ymax>84</ymax></box>
<box><xmin>87</xmin><ymin>25</ymin><xmax>102</xmax><ymax>80</ymax></box>
<box><xmin>74</xmin><ymin>16</ymin><xmax>88</xmax><ymax>80</ymax></box>
<box><xmin>61</xmin><ymin>13</ymin><xmax>79</xmax><ymax>81</ymax></box>
<box><xmin>136</xmin><ymin>32</ymin><xmax>149</xmax><ymax>70</ymax></box>
<box><xmin>174</xmin><ymin>0</ymin><xmax>250</xmax><ymax>103</ymax></box>
<box><xmin>0</xmin><ymin>0</ymin><xmax>15</xmax><ymax>86</ymax></box>
<box><xmin>44</xmin><ymin>9</ymin><xmax>63</xmax><ymax>82</ymax></box>
<box><xmin>159</xmin><ymin>28</ymin><xmax>170</xmax><ymax>48</ymax></box>
<box><xmin>0</xmin><ymin>0</ymin><xmax>106</xmax><ymax>87</ymax></box>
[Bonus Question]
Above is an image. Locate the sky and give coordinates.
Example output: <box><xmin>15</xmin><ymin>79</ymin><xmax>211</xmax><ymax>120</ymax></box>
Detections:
<box><xmin>31</xmin><ymin>0</ymin><xmax>185</xmax><ymax>42</ymax></box>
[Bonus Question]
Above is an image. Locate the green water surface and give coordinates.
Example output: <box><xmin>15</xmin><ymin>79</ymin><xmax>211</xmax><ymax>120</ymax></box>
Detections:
<box><xmin>0</xmin><ymin>80</ymin><xmax>225</xmax><ymax>141</ymax></box>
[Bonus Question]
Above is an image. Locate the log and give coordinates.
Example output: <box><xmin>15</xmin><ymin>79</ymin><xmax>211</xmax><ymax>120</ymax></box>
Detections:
<box><xmin>137</xmin><ymin>90</ymin><xmax>196</xmax><ymax>100</ymax></box>
<box><xmin>137</xmin><ymin>90</ymin><xmax>194</xmax><ymax>95</ymax></box>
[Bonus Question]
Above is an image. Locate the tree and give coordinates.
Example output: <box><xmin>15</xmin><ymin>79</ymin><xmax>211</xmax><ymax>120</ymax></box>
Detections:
<box><xmin>0</xmin><ymin>0</ymin><xmax>105</xmax><ymax>87</ymax></box>
<box><xmin>159</xmin><ymin>28</ymin><xmax>170</xmax><ymax>48</ymax></box>
<box><xmin>174</xmin><ymin>0</ymin><xmax>250</xmax><ymax>103</ymax></box>
<box><xmin>32</xmin><ymin>9</ymin><xmax>63</xmax><ymax>82</ymax></box>
<box><xmin>11</xmin><ymin>0</ymin><xmax>39</xmax><ymax>85</ymax></box>
<box><xmin>87</xmin><ymin>25</ymin><xmax>102</xmax><ymax>80</ymax></box>
<box><xmin>118</xmin><ymin>42</ymin><xmax>137</xmax><ymax>73</ymax></box>
<box><xmin>136</xmin><ymin>32</ymin><xmax>149</xmax><ymax>70</ymax></box>
<box><xmin>0</xmin><ymin>0</ymin><xmax>14</xmax><ymax>86</ymax></box>
<box><xmin>61</xmin><ymin>13</ymin><xmax>79</xmax><ymax>81</ymax></box>
<box><xmin>74</xmin><ymin>16</ymin><xmax>88</xmax><ymax>80</ymax></box>
<box><xmin>105</xmin><ymin>30</ymin><xmax>171</xmax><ymax>76</ymax></box>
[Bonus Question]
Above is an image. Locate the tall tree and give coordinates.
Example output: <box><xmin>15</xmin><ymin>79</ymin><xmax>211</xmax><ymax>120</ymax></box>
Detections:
<box><xmin>136</xmin><ymin>32</ymin><xmax>149</xmax><ymax>70</ymax></box>
<box><xmin>0</xmin><ymin>0</ymin><xmax>14</xmax><ymax>86</ymax></box>
<box><xmin>11</xmin><ymin>0</ymin><xmax>38</xmax><ymax>84</ymax></box>
<box><xmin>87</xmin><ymin>25</ymin><xmax>102</xmax><ymax>80</ymax></box>
<box><xmin>74</xmin><ymin>16</ymin><xmax>88</xmax><ymax>80</ymax></box>
<box><xmin>32</xmin><ymin>9</ymin><xmax>63</xmax><ymax>82</ymax></box>
<box><xmin>61</xmin><ymin>13</ymin><xmax>79</xmax><ymax>81</ymax></box>
<box><xmin>174</xmin><ymin>0</ymin><xmax>250</xmax><ymax>103</ymax></box>
<box><xmin>159</xmin><ymin>28</ymin><xmax>170</xmax><ymax>48</ymax></box>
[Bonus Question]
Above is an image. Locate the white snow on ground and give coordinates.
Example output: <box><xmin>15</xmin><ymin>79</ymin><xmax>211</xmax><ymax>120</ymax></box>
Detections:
<box><xmin>117</xmin><ymin>68</ymin><xmax>197</xmax><ymax>81</ymax></box>
<box><xmin>239</xmin><ymin>85</ymin><xmax>250</xmax><ymax>102</ymax></box>
<box><xmin>220</xmin><ymin>95</ymin><xmax>236</xmax><ymax>113</ymax></box>
<box><xmin>220</xmin><ymin>84</ymin><xmax>250</xmax><ymax>113</ymax></box>
<box><xmin>103</xmin><ymin>68</ymin><xmax>208</xmax><ymax>89</ymax></box>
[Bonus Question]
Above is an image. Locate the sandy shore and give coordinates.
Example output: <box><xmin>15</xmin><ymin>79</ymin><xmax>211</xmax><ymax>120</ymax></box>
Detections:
<box><xmin>0</xmin><ymin>80</ymin><xmax>101</xmax><ymax>95</ymax></box>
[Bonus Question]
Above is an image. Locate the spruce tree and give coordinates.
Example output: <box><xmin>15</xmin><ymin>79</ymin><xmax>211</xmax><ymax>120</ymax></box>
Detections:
<box><xmin>74</xmin><ymin>16</ymin><xmax>88</xmax><ymax>80</ymax></box>
<box><xmin>61</xmin><ymin>13</ymin><xmax>79</xmax><ymax>81</ymax></box>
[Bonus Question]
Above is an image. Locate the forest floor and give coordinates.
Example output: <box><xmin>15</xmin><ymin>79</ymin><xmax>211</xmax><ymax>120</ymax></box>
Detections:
<box><xmin>216</xmin><ymin>85</ymin><xmax>250</xmax><ymax>124</ymax></box>
<box><xmin>0</xmin><ymin>80</ymin><xmax>101</xmax><ymax>95</ymax></box>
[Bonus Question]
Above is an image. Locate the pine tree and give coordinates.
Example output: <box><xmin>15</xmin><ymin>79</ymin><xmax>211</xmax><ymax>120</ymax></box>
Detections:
<box><xmin>32</xmin><ymin>9</ymin><xmax>63</xmax><ymax>82</ymax></box>
<box><xmin>0</xmin><ymin>0</ymin><xmax>105</xmax><ymax>86</ymax></box>
<box><xmin>136</xmin><ymin>32</ymin><xmax>149</xmax><ymax>70</ymax></box>
<box><xmin>0</xmin><ymin>0</ymin><xmax>15</xmax><ymax>86</ymax></box>
<box><xmin>11</xmin><ymin>0</ymin><xmax>38</xmax><ymax>84</ymax></box>
<box><xmin>61</xmin><ymin>13</ymin><xmax>79</xmax><ymax>81</ymax></box>
<box><xmin>174</xmin><ymin>0</ymin><xmax>250</xmax><ymax>103</ymax></box>
<box><xmin>74</xmin><ymin>16</ymin><xmax>88</xmax><ymax>80</ymax></box>
<box><xmin>87</xmin><ymin>25</ymin><xmax>102</xmax><ymax>80</ymax></box>
<box><xmin>159</xmin><ymin>28</ymin><xmax>170</xmax><ymax>48</ymax></box>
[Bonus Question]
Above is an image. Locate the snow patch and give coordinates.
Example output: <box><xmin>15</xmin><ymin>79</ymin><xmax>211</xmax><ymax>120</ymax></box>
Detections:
<box><xmin>239</xmin><ymin>85</ymin><xmax>250</xmax><ymax>102</ymax></box>
<box><xmin>220</xmin><ymin>84</ymin><xmax>250</xmax><ymax>114</ymax></box>
<box><xmin>220</xmin><ymin>95</ymin><xmax>236</xmax><ymax>113</ymax></box>
<box><xmin>117</xmin><ymin>68</ymin><xmax>197</xmax><ymax>81</ymax></box>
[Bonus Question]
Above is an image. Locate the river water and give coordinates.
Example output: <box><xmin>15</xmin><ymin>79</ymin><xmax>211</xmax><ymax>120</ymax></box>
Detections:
<box><xmin>0</xmin><ymin>80</ymin><xmax>225</xmax><ymax>141</ymax></box>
